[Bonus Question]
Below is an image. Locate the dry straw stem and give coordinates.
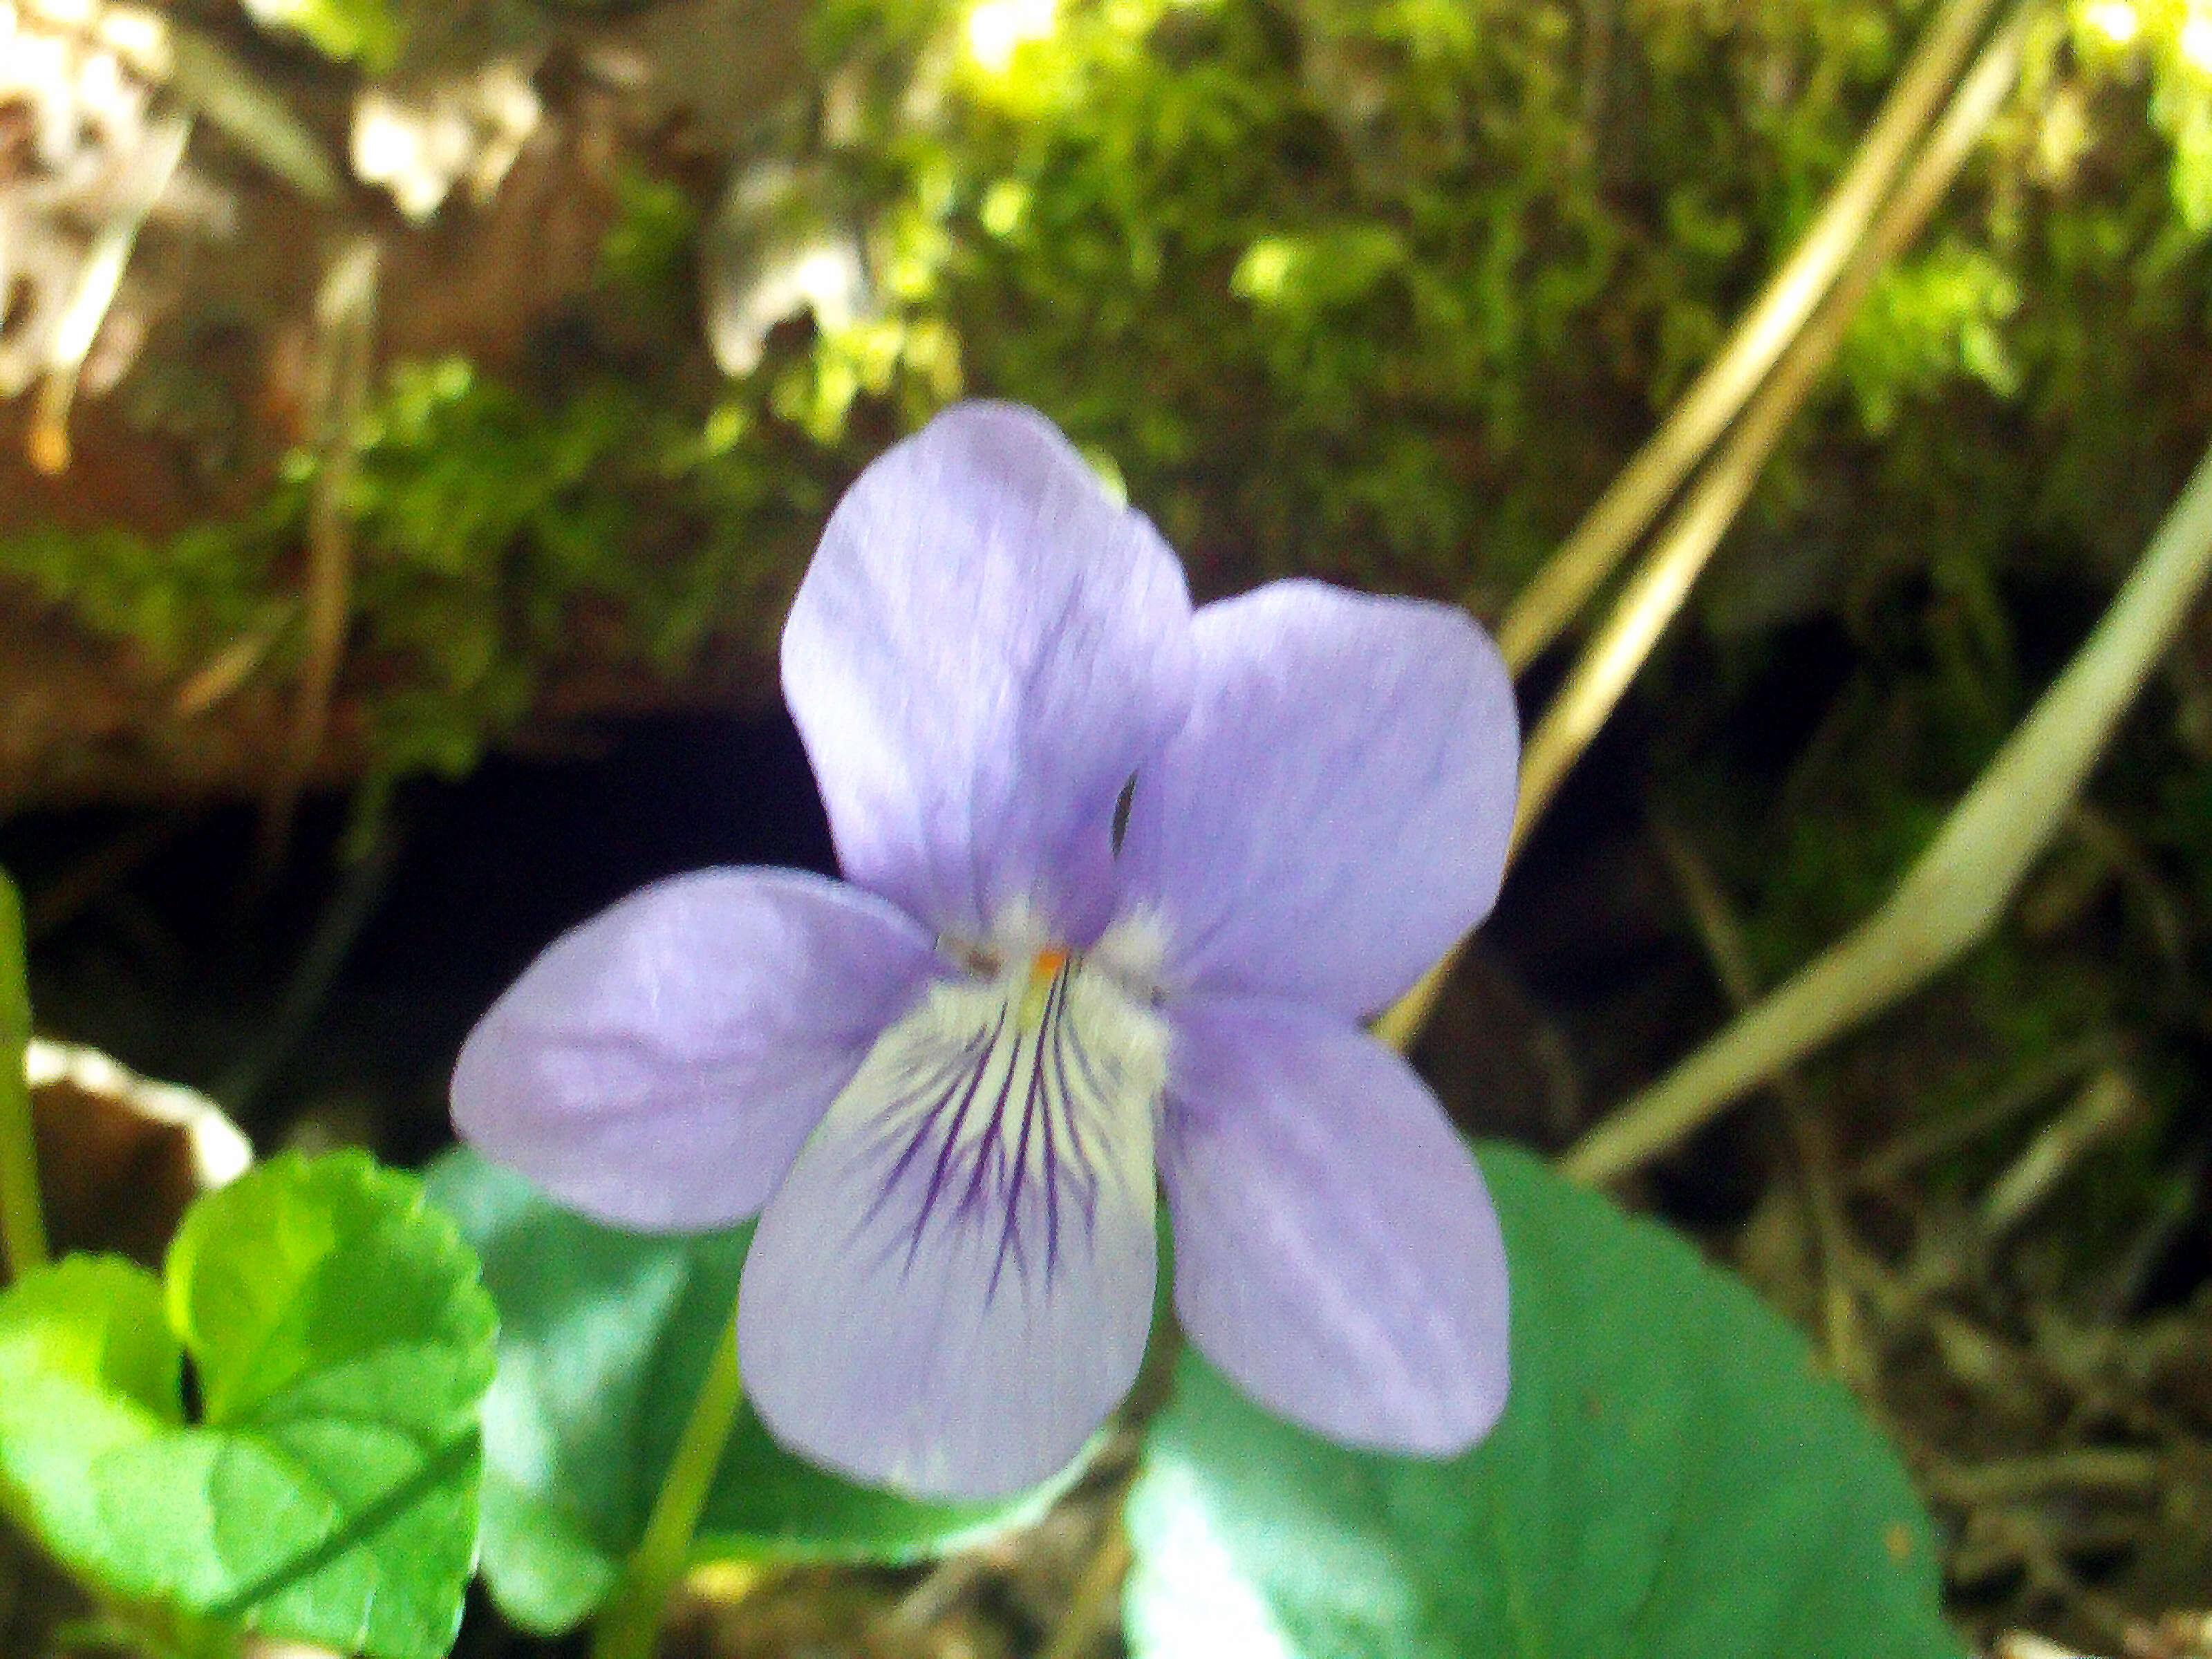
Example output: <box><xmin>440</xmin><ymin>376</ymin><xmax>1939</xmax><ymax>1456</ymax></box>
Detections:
<box><xmin>1564</xmin><ymin>419</ymin><xmax>2212</xmax><ymax>1187</ymax></box>
<box><xmin>1374</xmin><ymin>0</ymin><xmax>2034</xmax><ymax>1056</ymax></box>
<box><xmin>1977</xmin><ymin>1066</ymin><xmax>2139</xmax><ymax>1239</ymax></box>
<box><xmin>1656</xmin><ymin>818</ymin><xmax>1880</xmax><ymax>1394</ymax></box>
<box><xmin>1039</xmin><ymin>1500</ymin><xmax>1134</xmax><ymax>1659</ymax></box>
<box><xmin>1490</xmin><ymin>0</ymin><xmax>2007</xmax><ymax>673</ymax></box>
<box><xmin>1513</xmin><ymin>0</ymin><xmax>2035</xmax><ymax>861</ymax></box>
<box><xmin>167</xmin><ymin>24</ymin><xmax>341</xmax><ymax>200</ymax></box>
<box><xmin>259</xmin><ymin>236</ymin><xmax>378</xmax><ymax>875</ymax></box>
<box><xmin>28</xmin><ymin>113</ymin><xmax>191</xmax><ymax>476</ymax></box>
<box><xmin>1848</xmin><ymin>1033</ymin><xmax>2112</xmax><ymax>1190</ymax></box>
<box><xmin>1925</xmin><ymin>1448</ymin><xmax>2164</xmax><ymax>1507</ymax></box>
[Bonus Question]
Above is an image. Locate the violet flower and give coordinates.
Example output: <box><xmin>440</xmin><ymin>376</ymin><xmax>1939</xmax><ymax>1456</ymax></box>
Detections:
<box><xmin>452</xmin><ymin>402</ymin><xmax>1521</xmax><ymax>1500</ymax></box>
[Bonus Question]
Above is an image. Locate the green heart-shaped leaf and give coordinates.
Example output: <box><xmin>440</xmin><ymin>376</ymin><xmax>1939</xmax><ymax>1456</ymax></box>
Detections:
<box><xmin>1125</xmin><ymin>1141</ymin><xmax>1965</xmax><ymax>1659</ymax></box>
<box><xmin>0</xmin><ymin>1153</ymin><xmax>496</xmax><ymax>1659</ymax></box>
<box><xmin>424</xmin><ymin>1147</ymin><xmax>1067</xmax><ymax>1635</ymax></box>
<box><xmin>0</xmin><ymin>1257</ymin><xmax>183</xmax><ymax>1564</ymax></box>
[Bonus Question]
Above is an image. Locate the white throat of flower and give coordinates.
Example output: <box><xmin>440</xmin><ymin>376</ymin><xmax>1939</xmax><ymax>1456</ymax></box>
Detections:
<box><xmin>818</xmin><ymin>910</ymin><xmax>1169</xmax><ymax>1301</ymax></box>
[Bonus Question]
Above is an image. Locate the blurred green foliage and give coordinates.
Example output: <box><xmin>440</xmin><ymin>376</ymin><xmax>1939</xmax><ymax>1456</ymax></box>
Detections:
<box><xmin>5</xmin><ymin>0</ymin><xmax>2211</xmax><ymax>829</ymax></box>
<box><xmin>0</xmin><ymin>359</ymin><xmax>827</xmax><ymax>790</ymax></box>
<box><xmin>805</xmin><ymin>0</ymin><xmax>2212</xmax><ymax>608</ymax></box>
<box><xmin>242</xmin><ymin>0</ymin><xmax>407</xmax><ymax>71</ymax></box>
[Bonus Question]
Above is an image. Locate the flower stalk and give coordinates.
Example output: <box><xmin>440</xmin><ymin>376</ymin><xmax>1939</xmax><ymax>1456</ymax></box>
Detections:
<box><xmin>591</xmin><ymin>1318</ymin><xmax>746</xmax><ymax>1659</ymax></box>
<box><xmin>0</xmin><ymin>869</ymin><xmax>50</xmax><ymax>1284</ymax></box>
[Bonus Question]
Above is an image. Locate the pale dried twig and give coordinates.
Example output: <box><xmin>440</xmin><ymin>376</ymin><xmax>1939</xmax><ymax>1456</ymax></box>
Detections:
<box><xmin>165</xmin><ymin>24</ymin><xmax>340</xmax><ymax>200</ymax></box>
<box><xmin>1565</xmin><ymin>395</ymin><xmax>2212</xmax><ymax>1182</ymax></box>
<box><xmin>257</xmin><ymin>236</ymin><xmax>378</xmax><ymax>876</ymax></box>
<box><xmin>1492</xmin><ymin>0</ymin><xmax>2009</xmax><ymax>671</ymax></box>
<box><xmin>173</xmin><ymin>624</ymin><xmax>283</xmax><ymax>718</ymax></box>
<box><xmin>1512</xmin><ymin>0</ymin><xmax>2036</xmax><ymax>868</ymax></box>
<box><xmin>28</xmin><ymin>111</ymin><xmax>189</xmax><ymax>474</ymax></box>
<box><xmin>1850</xmin><ymin>1035</ymin><xmax>2114</xmax><ymax>1191</ymax></box>
<box><xmin>1038</xmin><ymin>1504</ymin><xmax>1132</xmax><ymax>1659</ymax></box>
<box><xmin>1927</xmin><ymin>1447</ymin><xmax>2164</xmax><ymax>1506</ymax></box>
<box><xmin>1377</xmin><ymin>0</ymin><xmax>2038</xmax><ymax>1055</ymax></box>
<box><xmin>1980</xmin><ymin>1067</ymin><xmax>2139</xmax><ymax>1239</ymax></box>
<box><xmin>1652</xmin><ymin>816</ymin><xmax>1880</xmax><ymax>1392</ymax></box>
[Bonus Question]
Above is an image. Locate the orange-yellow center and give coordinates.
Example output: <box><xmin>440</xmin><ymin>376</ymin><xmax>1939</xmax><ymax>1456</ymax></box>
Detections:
<box><xmin>1017</xmin><ymin>948</ymin><xmax>1070</xmax><ymax>1029</ymax></box>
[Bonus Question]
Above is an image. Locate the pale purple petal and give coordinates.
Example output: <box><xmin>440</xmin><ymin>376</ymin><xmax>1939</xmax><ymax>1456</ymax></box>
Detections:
<box><xmin>451</xmin><ymin>869</ymin><xmax>939</xmax><ymax>1232</ymax></box>
<box><xmin>1115</xmin><ymin>580</ymin><xmax>1518</xmax><ymax>1018</ymax></box>
<box><xmin>1159</xmin><ymin>995</ymin><xmax>1509</xmax><ymax>1454</ymax></box>
<box><xmin>782</xmin><ymin>401</ymin><xmax>1194</xmax><ymax>946</ymax></box>
<box><xmin>739</xmin><ymin>969</ymin><xmax>1161</xmax><ymax>1499</ymax></box>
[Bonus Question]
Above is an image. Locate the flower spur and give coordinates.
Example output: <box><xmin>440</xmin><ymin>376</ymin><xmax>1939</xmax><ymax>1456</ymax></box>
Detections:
<box><xmin>451</xmin><ymin>401</ymin><xmax>1521</xmax><ymax>1499</ymax></box>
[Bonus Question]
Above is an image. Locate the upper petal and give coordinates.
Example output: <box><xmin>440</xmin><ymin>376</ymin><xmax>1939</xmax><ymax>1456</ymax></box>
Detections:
<box><xmin>739</xmin><ymin>956</ymin><xmax>1163</xmax><ymax>1499</ymax></box>
<box><xmin>1159</xmin><ymin>994</ymin><xmax>1509</xmax><ymax>1454</ymax></box>
<box><xmin>782</xmin><ymin>402</ymin><xmax>1194</xmax><ymax>946</ymax></box>
<box><xmin>1114</xmin><ymin>580</ymin><xmax>1518</xmax><ymax>1018</ymax></box>
<box><xmin>451</xmin><ymin>868</ymin><xmax>939</xmax><ymax>1232</ymax></box>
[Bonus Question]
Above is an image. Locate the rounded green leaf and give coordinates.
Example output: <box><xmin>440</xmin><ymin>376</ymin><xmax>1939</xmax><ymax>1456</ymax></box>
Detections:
<box><xmin>0</xmin><ymin>1256</ymin><xmax>182</xmax><ymax>1569</ymax></box>
<box><xmin>424</xmin><ymin>1147</ymin><xmax>1067</xmax><ymax>1636</ymax></box>
<box><xmin>0</xmin><ymin>1154</ymin><xmax>496</xmax><ymax>1659</ymax></box>
<box><xmin>1125</xmin><ymin>1141</ymin><xmax>1965</xmax><ymax>1659</ymax></box>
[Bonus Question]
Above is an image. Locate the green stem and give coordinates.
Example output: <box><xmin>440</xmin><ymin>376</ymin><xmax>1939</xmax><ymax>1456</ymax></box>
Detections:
<box><xmin>0</xmin><ymin>869</ymin><xmax>50</xmax><ymax>1285</ymax></box>
<box><xmin>591</xmin><ymin>1315</ymin><xmax>744</xmax><ymax>1659</ymax></box>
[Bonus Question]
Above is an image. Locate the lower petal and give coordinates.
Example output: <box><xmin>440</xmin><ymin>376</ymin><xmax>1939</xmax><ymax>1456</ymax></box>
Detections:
<box><xmin>738</xmin><ymin>962</ymin><xmax>1163</xmax><ymax>1499</ymax></box>
<box><xmin>1160</xmin><ymin>995</ymin><xmax>1509</xmax><ymax>1455</ymax></box>
<box><xmin>451</xmin><ymin>869</ymin><xmax>939</xmax><ymax>1232</ymax></box>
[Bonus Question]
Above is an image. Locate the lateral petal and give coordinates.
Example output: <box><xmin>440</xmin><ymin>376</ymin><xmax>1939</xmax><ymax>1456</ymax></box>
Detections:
<box><xmin>1160</xmin><ymin>994</ymin><xmax>1509</xmax><ymax>1454</ymax></box>
<box><xmin>451</xmin><ymin>869</ymin><xmax>938</xmax><ymax>1231</ymax></box>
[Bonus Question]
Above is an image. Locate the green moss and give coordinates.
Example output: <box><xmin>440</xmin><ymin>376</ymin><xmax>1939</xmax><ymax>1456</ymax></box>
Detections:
<box><xmin>339</xmin><ymin>358</ymin><xmax>827</xmax><ymax>778</ymax></box>
<box><xmin>243</xmin><ymin>0</ymin><xmax>406</xmax><ymax>71</ymax></box>
<box><xmin>0</xmin><ymin>356</ymin><xmax>826</xmax><ymax>790</ymax></box>
<box><xmin>17</xmin><ymin>0</ymin><xmax>2212</xmax><ymax>814</ymax></box>
<box><xmin>599</xmin><ymin>163</ymin><xmax>706</xmax><ymax>323</ymax></box>
<box><xmin>0</xmin><ymin>514</ymin><xmax>293</xmax><ymax>670</ymax></box>
<box><xmin>767</xmin><ymin>0</ymin><xmax>2212</xmax><ymax>610</ymax></box>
